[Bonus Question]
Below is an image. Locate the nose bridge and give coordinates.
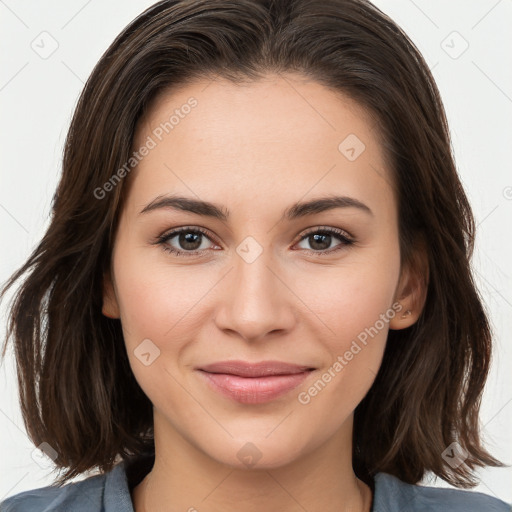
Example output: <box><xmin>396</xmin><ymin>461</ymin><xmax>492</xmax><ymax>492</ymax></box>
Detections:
<box><xmin>235</xmin><ymin>240</ymin><xmax>276</xmax><ymax>300</ymax></box>
<box><xmin>215</xmin><ymin>237</ymin><xmax>296</xmax><ymax>341</ymax></box>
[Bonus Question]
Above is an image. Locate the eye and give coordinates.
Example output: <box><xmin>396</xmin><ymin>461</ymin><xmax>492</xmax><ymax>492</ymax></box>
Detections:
<box><xmin>154</xmin><ymin>227</ymin><xmax>218</xmax><ymax>257</ymax></box>
<box><xmin>294</xmin><ymin>226</ymin><xmax>354</xmax><ymax>255</ymax></box>
<box><xmin>154</xmin><ymin>225</ymin><xmax>355</xmax><ymax>257</ymax></box>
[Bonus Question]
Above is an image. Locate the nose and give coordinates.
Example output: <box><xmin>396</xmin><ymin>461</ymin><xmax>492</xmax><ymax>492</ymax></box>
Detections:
<box><xmin>213</xmin><ymin>248</ymin><xmax>297</xmax><ymax>343</ymax></box>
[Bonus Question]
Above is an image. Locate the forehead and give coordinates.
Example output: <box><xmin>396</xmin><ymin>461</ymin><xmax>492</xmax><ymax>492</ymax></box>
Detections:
<box><xmin>127</xmin><ymin>73</ymin><xmax>394</xmax><ymax>218</ymax></box>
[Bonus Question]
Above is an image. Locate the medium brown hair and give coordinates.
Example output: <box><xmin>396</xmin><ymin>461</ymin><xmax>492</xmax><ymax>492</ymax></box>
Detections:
<box><xmin>1</xmin><ymin>0</ymin><xmax>504</xmax><ymax>488</ymax></box>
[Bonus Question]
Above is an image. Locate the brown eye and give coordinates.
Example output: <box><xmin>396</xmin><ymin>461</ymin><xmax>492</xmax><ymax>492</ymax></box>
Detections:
<box><xmin>156</xmin><ymin>227</ymin><xmax>217</xmax><ymax>257</ymax></box>
<box><xmin>295</xmin><ymin>228</ymin><xmax>354</xmax><ymax>255</ymax></box>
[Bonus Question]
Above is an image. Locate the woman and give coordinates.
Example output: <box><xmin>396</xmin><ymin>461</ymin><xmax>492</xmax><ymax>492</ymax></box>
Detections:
<box><xmin>0</xmin><ymin>0</ymin><xmax>510</xmax><ymax>510</ymax></box>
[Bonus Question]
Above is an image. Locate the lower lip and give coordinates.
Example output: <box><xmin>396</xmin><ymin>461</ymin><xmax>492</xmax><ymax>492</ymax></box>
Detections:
<box><xmin>198</xmin><ymin>370</ymin><xmax>312</xmax><ymax>404</ymax></box>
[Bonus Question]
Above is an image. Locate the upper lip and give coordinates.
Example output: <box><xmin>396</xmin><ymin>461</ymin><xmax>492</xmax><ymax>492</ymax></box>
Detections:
<box><xmin>198</xmin><ymin>360</ymin><xmax>315</xmax><ymax>378</ymax></box>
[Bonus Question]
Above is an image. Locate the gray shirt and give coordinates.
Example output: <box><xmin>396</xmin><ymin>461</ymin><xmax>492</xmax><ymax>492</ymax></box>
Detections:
<box><xmin>1</xmin><ymin>459</ymin><xmax>510</xmax><ymax>511</ymax></box>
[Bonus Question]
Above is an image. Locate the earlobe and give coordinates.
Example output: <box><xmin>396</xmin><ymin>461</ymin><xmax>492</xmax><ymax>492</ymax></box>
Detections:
<box><xmin>389</xmin><ymin>241</ymin><xmax>429</xmax><ymax>330</ymax></box>
<box><xmin>389</xmin><ymin>304</ymin><xmax>416</xmax><ymax>330</ymax></box>
<box><xmin>102</xmin><ymin>271</ymin><xmax>120</xmax><ymax>319</ymax></box>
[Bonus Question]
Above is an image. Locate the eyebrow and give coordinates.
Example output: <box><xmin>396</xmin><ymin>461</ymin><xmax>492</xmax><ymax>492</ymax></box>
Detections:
<box><xmin>139</xmin><ymin>194</ymin><xmax>373</xmax><ymax>221</ymax></box>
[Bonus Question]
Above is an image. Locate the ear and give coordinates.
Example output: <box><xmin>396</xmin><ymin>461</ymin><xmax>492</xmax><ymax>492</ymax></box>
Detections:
<box><xmin>102</xmin><ymin>270</ymin><xmax>120</xmax><ymax>319</ymax></box>
<box><xmin>389</xmin><ymin>238</ymin><xmax>429</xmax><ymax>330</ymax></box>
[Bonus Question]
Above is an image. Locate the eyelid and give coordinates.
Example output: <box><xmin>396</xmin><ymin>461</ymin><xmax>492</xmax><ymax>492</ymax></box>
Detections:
<box><xmin>296</xmin><ymin>225</ymin><xmax>354</xmax><ymax>243</ymax></box>
<box><xmin>154</xmin><ymin>225</ymin><xmax>220</xmax><ymax>247</ymax></box>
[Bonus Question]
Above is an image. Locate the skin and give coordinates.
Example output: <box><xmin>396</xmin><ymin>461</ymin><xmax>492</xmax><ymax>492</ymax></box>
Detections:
<box><xmin>103</xmin><ymin>73</ymin><xmax>426</xmax><ymax>512</ymax></box>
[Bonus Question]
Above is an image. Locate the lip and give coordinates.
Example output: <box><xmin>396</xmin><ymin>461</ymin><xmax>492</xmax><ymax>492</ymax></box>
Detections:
<box><xmin>197</xmin><ymin>360</ymin><xmax>315</xmax><ymax>404</ymax></box>
<box><xmin>199</xmin><ymin>360</ymin><xmax>314</xmax><ymax>377</ymax></box>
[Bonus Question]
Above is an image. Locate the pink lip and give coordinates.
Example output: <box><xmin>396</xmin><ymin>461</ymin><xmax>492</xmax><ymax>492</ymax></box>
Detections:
<box><xmin>197</xmin><ymin>360</ymin><xmax>315</xmax><ymax>404</ymax></box>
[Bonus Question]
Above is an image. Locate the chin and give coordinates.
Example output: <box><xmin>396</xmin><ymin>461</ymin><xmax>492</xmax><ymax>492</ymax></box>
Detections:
<box><xmin>198</xmin><ymin>433</ymin><xmax>312</xmax><ymax>472</ymax></box>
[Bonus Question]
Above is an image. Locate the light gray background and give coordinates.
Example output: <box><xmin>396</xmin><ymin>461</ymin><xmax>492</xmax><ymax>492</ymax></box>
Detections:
<box><xmin>1</xmin><ymin>0</ymin><xmax>511</xmax><ymax>504</ymax></box>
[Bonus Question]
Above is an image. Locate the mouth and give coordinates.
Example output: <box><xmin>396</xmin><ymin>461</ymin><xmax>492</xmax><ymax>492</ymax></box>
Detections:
<box><xmin>196</xmin><ymin>360</ymin><xmax>316</xmax><ymax>404</ymax></box>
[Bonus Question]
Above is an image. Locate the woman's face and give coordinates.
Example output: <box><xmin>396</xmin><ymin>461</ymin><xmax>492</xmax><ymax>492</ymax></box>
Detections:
<box><xmin>104</xmin><ymin>73</ymin><xmax>413</xmax><ymax>470</ymax></box>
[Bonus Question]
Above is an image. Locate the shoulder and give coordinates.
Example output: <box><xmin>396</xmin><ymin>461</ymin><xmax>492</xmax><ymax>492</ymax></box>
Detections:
<box><xmin>373</xmin><ymin>472</ymin><xmax>511</xmax><ymax>512</ymax></box>
<box><xmin>0</xmin><ymin>473</ymin><xmax>105</xmax><ymax>512</ymax></box>
<box><xmin>0</xmin><ymin>462</ymin><xmax>133</xmax><ymax>512</ymax></box>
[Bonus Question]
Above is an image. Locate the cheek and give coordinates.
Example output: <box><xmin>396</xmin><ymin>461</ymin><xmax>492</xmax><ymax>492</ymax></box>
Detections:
<box><xmin>294</xmin><ymin>274</ymin><xmax>394</xmax><ymax>427</ymax></box>
<box><xmin>112</xmin><ymin>241</ymin><xmax>206</xmax><ymax>341</ymax></box>
<box><xmin>112</xmin><ymin>259</ymin><xmax>193</xmax><ymax>410</ymax></box>
<box><xmin>291</xmin><ymin>251</ymin><xmax>400</xmax><ymax>407</ymax></box>
<box><xmin>111</xmin><ymin>243</ymin><xmax>222</xmax><ymax>394</ymax></box>
<box><xmin>294</xmin><ymin>256</ymin><xmax>400</xmax><ymax>346</ymax></box>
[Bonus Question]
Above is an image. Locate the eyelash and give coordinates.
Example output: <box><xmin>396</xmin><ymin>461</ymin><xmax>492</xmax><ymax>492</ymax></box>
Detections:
<box><xmin>153</xmin><ymin>226</ymin><xmax>355</xmax><ymax>258</ymax></box>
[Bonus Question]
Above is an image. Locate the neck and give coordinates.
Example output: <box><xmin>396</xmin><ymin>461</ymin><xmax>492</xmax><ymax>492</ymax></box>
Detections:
<box><xmin>132</xmin><ymin>412</ymin><xmax>372</xmax><ymax>512</ymax></box>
